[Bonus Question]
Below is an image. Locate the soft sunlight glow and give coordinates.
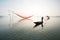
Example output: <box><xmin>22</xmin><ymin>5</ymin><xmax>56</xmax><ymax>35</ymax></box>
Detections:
<box><xmin>11</xmin><ymin>5</ymin><xmax>49</xmax><ymax>16</ymax></box>
<box><xmin>0</xmin><ymin>0</ymin><xmax>60</xmax><ymax>16</ymax></box>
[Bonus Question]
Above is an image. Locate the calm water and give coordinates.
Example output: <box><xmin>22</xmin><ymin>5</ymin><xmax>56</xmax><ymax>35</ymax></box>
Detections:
<box><xmin>0</xmin><ymin>16</ymin><xmax>60</xmax><ymax>40</ymax></box>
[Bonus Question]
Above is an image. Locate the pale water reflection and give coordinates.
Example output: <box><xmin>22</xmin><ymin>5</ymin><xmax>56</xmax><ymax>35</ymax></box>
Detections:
<box><xmin>0</xmin><ymin>16</ymin><xmax>60</xmax><ymax>40</ymax></box>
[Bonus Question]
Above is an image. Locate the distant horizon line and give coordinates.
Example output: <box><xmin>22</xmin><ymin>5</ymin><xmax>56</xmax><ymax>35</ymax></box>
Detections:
<box><xmin>0</xmin><ymin>14</ymin><xmax>60</xmax><ymax>17</ymax></box>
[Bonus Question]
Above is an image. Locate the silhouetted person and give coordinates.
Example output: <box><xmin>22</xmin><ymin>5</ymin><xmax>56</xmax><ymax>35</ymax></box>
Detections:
<box><xmin>33</xmin><ymin>17</ymin><xmax>44</xmax><ymax>28</ymax></box>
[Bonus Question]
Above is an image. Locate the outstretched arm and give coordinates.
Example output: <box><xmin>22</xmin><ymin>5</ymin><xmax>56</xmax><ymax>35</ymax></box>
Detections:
<box><xmin>15</xmin><ymin>13</ymin><xmax>33</xmax><ymax>19</ymax></box>
<box><xmin>15</xmin><ymin>13</ymin><xmax>24</xmax><ymax>18</ymax></box>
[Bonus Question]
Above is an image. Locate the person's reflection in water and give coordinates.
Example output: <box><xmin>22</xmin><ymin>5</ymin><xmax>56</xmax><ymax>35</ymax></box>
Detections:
<box><xmin>33</xmin><ymin>17</ymin><xmax>44</xmax><ymax>29</ymax></box>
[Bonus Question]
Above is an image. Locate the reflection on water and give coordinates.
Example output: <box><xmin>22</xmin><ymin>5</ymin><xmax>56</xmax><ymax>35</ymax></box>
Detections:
<box><xmin>0</xmin><ymin>16</ymin><xmax>60</xmax><ymax>40</ymax></box>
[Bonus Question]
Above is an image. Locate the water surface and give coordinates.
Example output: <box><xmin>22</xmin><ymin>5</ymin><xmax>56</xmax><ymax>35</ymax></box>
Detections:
<box><xmin>0</xmin><ymin>16</ymin><xmax>60</xmax><ymax>40</ymax></box>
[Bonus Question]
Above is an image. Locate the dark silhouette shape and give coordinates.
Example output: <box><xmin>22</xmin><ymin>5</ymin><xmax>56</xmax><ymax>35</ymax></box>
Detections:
<box><xmin>33</xmin><ymin>17</ymin><xmax>44</xmax><ymax>28</ymax></box>
<box><xmin>0</xmin><ymin>16</ymin><xmax>4</xmax><ymax>18</ymax></box>
<box><xmin>46</xmin><ymin>16</ymin><xmax>50</xmax><ymax>20</ymax></box>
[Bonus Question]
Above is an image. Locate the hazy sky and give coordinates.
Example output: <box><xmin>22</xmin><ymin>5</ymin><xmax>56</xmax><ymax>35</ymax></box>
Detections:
<box><xmin>0</xmin><ymin>0</ymin><xmax>60</xmax><ymax>16</ymax></box>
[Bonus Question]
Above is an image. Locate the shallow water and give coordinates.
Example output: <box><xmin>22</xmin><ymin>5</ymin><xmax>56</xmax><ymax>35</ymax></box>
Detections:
<box><xmin>0</xmin><ymin>16</ymin><xmax>60</xmax><ymax>40</ymax></box>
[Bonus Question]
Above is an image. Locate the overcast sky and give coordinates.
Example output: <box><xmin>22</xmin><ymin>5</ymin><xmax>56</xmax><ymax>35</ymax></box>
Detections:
<box><xmin>0</xmin><ymin>0</ymin><xmax>60</xmax><ymax>16</ymax></box>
